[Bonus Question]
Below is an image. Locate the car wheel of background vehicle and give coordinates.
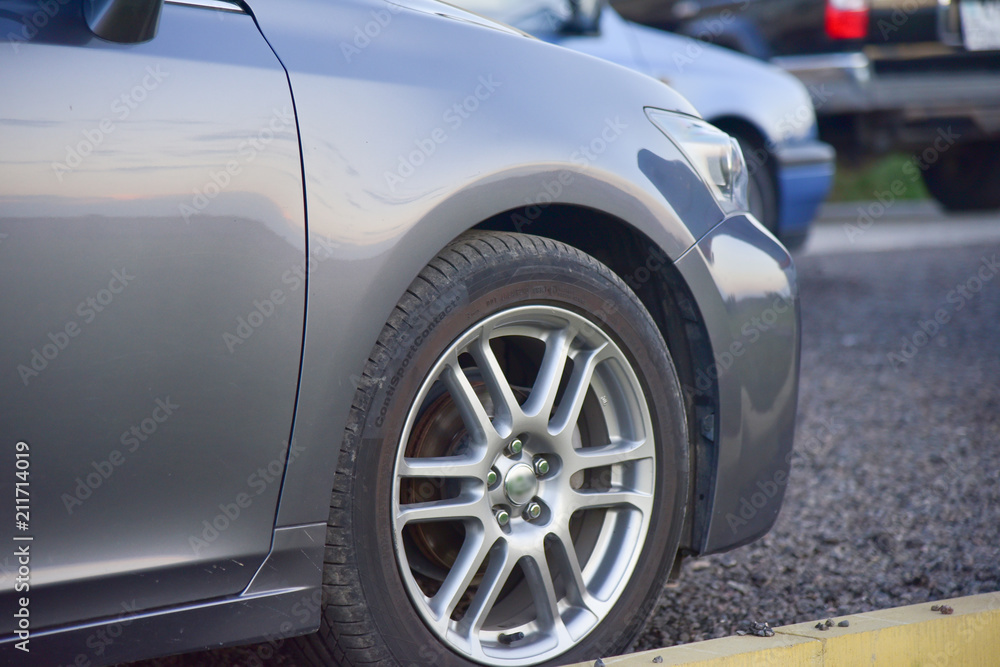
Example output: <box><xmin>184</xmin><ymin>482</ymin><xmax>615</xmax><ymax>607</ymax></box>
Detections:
<box><xmin>922</xmin><ymin>141</ymin><xmax>1000</xmax><ymax>211</ymax></box>
<box><xmin>737</xmin><ymin>136</ymin><xmax>779</xmax><ymax>236</ymax></box>
<box><xmin>295</xmin><ymin>231</ymin><xmax>689</xmax><ymax>666</ymax></box>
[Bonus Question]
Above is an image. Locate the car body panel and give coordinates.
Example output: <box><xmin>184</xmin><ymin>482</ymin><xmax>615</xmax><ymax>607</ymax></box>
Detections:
<box><xmin>675</xmin><ymin>214</ymin><xmax>799</xmax><ymax>553</ymax></box>
<box><xmin>0</xmin><ymin>0</ymin><xmax>304</xmax><ymax>630</ymax></box>
<box><xmin>243</xmin><ymin>0</ymin><xmax>717</xmax><ymax>529</ymax></box>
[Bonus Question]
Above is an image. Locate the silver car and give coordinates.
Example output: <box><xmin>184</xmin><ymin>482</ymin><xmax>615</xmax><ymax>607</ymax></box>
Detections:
<box><xmin>0</xmin><ymin>0</ymin><xmax>799</xmax><ymax>665</ymax></box>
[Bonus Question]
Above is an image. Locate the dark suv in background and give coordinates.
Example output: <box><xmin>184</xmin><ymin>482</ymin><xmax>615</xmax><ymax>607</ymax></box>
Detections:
<box><xmin>613</xmin><ymin>0</ymin><xmax>1000</xmax><ymax>211</ymax></box>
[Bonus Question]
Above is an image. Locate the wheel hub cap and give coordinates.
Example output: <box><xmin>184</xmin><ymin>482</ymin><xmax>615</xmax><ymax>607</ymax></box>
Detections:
<box><xmin>502</xmin><ymin>463</ymin><xmax>536</xmax><ymax>505</ymax></box>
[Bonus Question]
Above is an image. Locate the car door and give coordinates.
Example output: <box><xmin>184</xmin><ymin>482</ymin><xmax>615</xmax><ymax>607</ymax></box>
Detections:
<box><xmin>0</xmin><ymin>0</ymin><xmax>305</xmax><ymax>631</ymax></box>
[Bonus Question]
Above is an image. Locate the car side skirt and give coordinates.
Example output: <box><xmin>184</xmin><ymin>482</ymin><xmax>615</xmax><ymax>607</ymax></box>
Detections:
<box><xmin>0</xmin><ymin>524</ymin><xmax>325</xmax><ymax>665</ymax></box>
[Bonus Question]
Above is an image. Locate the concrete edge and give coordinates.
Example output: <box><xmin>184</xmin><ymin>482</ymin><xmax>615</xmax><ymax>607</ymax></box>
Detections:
<box><xmin>563</xmin><ymin>591</ymin><xmax>1000</xmax><ymax>667</ymax></box>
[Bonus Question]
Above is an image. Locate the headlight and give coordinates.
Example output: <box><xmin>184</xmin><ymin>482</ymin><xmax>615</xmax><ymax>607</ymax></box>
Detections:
<box><xmin>645</xmin><ymin>108</ymin><xmax>749</xmax><ymax>216</ymax></box>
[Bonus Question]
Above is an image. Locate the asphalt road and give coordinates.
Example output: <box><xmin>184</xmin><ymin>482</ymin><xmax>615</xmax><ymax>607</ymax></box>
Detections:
<box><xmin>131</xmin><ymin>202</ymin><xmax>1000</xmax><ymax>665</ymax></box>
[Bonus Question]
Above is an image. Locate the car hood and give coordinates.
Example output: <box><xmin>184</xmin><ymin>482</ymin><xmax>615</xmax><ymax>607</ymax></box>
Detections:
<box><xmin>390</xmin><ymin>0</ymin><xmax>535</xmax><ymax>37</ymax></box>
<box><xmin>391</xmin><ymin>0</ymin><xmax>702</xmax><ymax>118</ymax></box>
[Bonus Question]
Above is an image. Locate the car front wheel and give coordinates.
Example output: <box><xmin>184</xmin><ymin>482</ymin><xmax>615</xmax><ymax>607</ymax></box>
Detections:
<box><xmin>297</xmin><ymin>231</ymin><xmax>689</xmax><ymax>666</ymax></box>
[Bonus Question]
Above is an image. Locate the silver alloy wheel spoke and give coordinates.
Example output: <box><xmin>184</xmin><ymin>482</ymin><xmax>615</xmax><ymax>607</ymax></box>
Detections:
<box><xmin>569</xmin><ymin>488</ymin><xmax>652</xmax><ymax>512</ymax></box>
<box><xmin>398</xmin><ymin>455</ymin><xmax>487</xmax><ymax>480</ymax></box>
<box><xmin>429</xmin><ymin>526</ymin><xmax>494</xmax><ymax>623</ymax></box>
<box><xmin>442</xmin><ymin>360</ymin><xmax>502</xmax><ymax>443</ymax></box>
<box><xmin>520</xmin><ymin>548</ymin><xmax>564</xmax><ymax>633</ymax></box>
<box><xmin>392</xmin><ymin>306</ymin><xmax>657</xmax><ymax>666</ymax></box>
<box><xmin>560</xmin><ymin>438</ymin><xmax>655</xmax><ymax>475</ymax></box>
<box><xmin>521</xmin><ymin>326</ymin><xmax>576</xmax><ymax>420</ymax></box>
<box><xmin>397</xmin><ymin>491</ymin><xmax>485</xmax><ymax>525</ymax></box>
<box><xmin>549</xmin><ymin>525</ymin><xmax>603</xmax><ymax>615</ymax></box>
<box><xmin>459</xmin><ymin>540</ymin><xmax>517</xmax><ymax>638</ymax></box>
<box><xmin>548</xmin><ymin>344</ymin><xmax>610</xmax><ymax>436</ymax></box>
<box><xmin>470</xmin><ymin>324</ymin><xmax>523</xmax><ymax>431</ymax></box>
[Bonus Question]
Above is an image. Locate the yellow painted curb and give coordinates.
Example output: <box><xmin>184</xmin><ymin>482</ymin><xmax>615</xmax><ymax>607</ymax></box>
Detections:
<box><xmin>563</xmin><ymin>591</ymin><xmax>1000</xmax><ymax>667</ymax></box>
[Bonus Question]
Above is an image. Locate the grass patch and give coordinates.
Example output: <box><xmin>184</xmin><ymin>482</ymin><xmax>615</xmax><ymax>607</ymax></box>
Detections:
<box><xmin>828</xmin><ymin>153</ymin><xmax>929</xmax><ymax>202</ymax></box>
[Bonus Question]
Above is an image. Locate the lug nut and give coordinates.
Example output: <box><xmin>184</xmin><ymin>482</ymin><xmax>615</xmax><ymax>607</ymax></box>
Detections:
<box><xmin>506</xmin><ymin>438</ymin><xmax>523</xmax><ymax>457</ymax></box>
<box><xmin>525</xmin><ymin>502</ymin><xmax>542</xmax><ymax>520</ymax></box>
<box><xmin>487</xmin><ymin>469</ymin><xmax>498</xmax><ymax>486</ymax></box>
<box><xmin>533</xmin><ymin>457</ymin><xmax>550</xmax><ymax>476</ymax></box>
<box><xmin>494</xmin><ymin>507</ymin><xmax>510</xmax><ymax>527</ymax></box>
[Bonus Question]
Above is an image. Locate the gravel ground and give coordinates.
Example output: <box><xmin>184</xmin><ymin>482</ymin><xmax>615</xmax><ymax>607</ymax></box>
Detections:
<box><xmin>133</xmin><ymin>237</ymin><xmax>1000</xmax><ymax>665</ymax></box>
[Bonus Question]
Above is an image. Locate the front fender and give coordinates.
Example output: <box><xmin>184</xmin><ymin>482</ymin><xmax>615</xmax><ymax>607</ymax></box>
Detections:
<box><xmin>244</xmin><ymin>0</ymin><xmax>720</xmax><ymax>527</ymax></box>
<box><xmin>674</xmin><ymin>214</ymin><xmax>800</xmax><ymax>554</ymax></box>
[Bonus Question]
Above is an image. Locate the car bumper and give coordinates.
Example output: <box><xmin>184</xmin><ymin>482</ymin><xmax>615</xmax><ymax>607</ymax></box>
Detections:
<box><xmin>775</xmin><ymin>141</ymin><xmax>835</xmax><ymax>241</ymax></box>
<box><xmin>773</xmin><ymin>51</ymin><xmax>1000</xmax><ymax>124</ymax></box>
<box><xmin>675</xmin><ymin>213</ymin><xmax>800</xmax><ymax>554</ymax></box>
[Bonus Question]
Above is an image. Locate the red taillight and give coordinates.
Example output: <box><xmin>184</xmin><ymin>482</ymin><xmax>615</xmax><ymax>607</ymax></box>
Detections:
<box><xmin>825</xmin><ymin>0</ymin><xmax>869</xmax><ymax>39</ymax></box>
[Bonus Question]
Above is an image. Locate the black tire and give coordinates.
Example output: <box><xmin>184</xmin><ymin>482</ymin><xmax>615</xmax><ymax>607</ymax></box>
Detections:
<box><xmin>922</xmin><ymin>141</ymin><xmax>1000</xmax><ymax>212</ymax></box>
<box><xmin>737</xmin><ymin>136</ymin><xmax>779</xmax><ymax>235</ymax></box>
<box><xmin>293</xmin><ymin>231</ymin><xmax>689</xmax><ymax>666</ymax></box>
